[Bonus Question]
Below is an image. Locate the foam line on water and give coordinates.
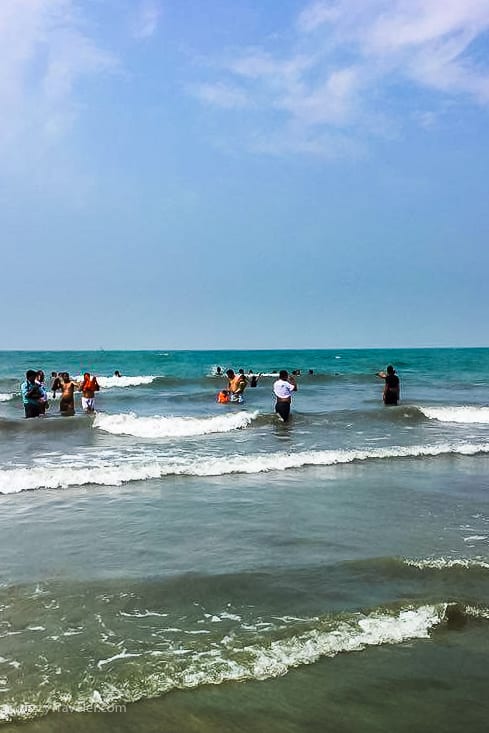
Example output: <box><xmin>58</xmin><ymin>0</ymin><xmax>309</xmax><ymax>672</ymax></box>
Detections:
<box><xmin>93</xmin><ymin>410</ymin><xmax>258</xmax><ymax>438</ymax></box>
<box><xmin>0</xmin><ymin>603</ymin><xmax>447</xmax><ymax>721</ymax></box>
<box><xmin>75</xmin><ymin>376</ymin><xmax>157</xmax><ymax>388</ymax></box>
<box><xmin>417</xmin><ymin>405</ymin><xmax>489</xmax><ymax>423</ymax></box>
<box><xmin>404</xmin><ymin>557</ymin><xmax>489</xmax><ymax>570</ymax></box>
<box><xmin>2</xmin><ymin>440</ymin><xmax>489</xmax><ymax>493</ymax></box>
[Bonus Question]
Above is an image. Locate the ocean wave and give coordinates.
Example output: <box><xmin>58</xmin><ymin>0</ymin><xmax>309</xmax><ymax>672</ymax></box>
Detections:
<box><xmin>0</xmin><ymin>415</ymin><xmax>92</xmax><ymax>435</ymax></box>
<box><xmin>0</xmin><ymin>393</ymin><xmax>15</xmax><ymax>402</ymax></box>
<box><xmin>0</xmin><ymin>602</ymin><xmax>447</xmax><ymax>722</ymax></box>
<box><xmin>404</xmin><ymin>557</ymin><xmax>489</xmax><ymax>570</ymax></box>
<box><xmin>417</xmin><ymin>405</ymin><xmax>489</xmax><ymax>423</ymax></box>
<box><xmin>2</xmin><ymin>440</ymin><xmax>489</xmax><ymax>493</ymax></box>
<box><xmin>93</xmin><ymin>410</ymin><xmax>258</xmax><ymax>438</ymax></box>
<box><xmin>76</xmin><ymin>376</ymin><xmax>157</xmax><ymax>389</ymax></box>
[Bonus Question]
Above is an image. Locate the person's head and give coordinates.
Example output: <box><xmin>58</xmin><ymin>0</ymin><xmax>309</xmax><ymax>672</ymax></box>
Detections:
<box><xmin>238</xmin><ymin>369</ymin><xmax>244</xmax><ymax>375</ymax></box>
<box><xmin>222</xmin><ymin>389</ymin><xmax>229</xmax><ymax>396</ymax></box>
<box><xmin>63</xmin><ymin>372</ymin><xmax>70</xmax><ymax>382</ymax></box>
<box><xmin>114</xmin><ymin>370</ymin><xmax>121</xmax><ymax>377</ymax></box>
<box><xmin>26</xmin><ymin>369</ymin><xmax>37</xmax><ymax>382</ymax></box>
<box><xmin>279</xmin><ymin>370</ymin><xmax>288</xmax><ymax>380</ymax></box>
<box><xmin>386</xmin><ymin>365</ymin><xmax>395</xmax><ymax>375</ymax></box>
<box><xmin>226</xmin><ymin>369</ymin><xmax>235</xmax><ymax>378</ymax></box>
<box><xmin>216</xmin><ymin>366</ymin><xmax>222</xmax><ymax>373</ymax></box>
<box><xmin>51</xmin><ymin>371</ymin><xmax>57</xmax><ymax>378</ymax></box>
<box><xmin>37</xmin><ymin>370</ymin><xmax>45</xmax><ymax>381</ymax></box>
<box><xmin>83</xmin><ymin>372</ymin><xmax>90</xmax><ymax>380</ymax></box>
<box><xmin>308</xmin><ymin>369</ymin><xmax>314</xmax><ymax>375</ymax></box>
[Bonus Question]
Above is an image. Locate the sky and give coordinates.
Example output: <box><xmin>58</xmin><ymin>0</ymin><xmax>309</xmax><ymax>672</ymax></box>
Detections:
<box><xmin>1</xmin><ymin>0</ymin><xmax>489</xmax><ymax>350</ymax></box>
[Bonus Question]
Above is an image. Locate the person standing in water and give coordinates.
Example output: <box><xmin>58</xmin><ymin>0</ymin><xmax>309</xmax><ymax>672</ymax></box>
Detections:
<box><xmin>249</xmin><ymin>370</ymin><xmax>259</xmax><ymax>388</ymax></box>
<box><xmin>237</xmin><ymin>369</ymin><xmax>248</xmax><ymax>395</ymax></box>
<box><xmin>273</xmin><ymin>370</ymin><xmax>297</xmax><ymax>422</ymax></box>
<box><xmin>50</xmin><ymin>372</ymin><xmax>62</xmax><ymax>399</ymax></box>
<box><xmin>21</xmin><ymin>370</ymin><xmax>43</xmax><ymax>418</ymax></box>
<box><xmin>376</xmin><ymin>365</ymin><xmax>400</xmax><ymax>405</ymax></box>
<box><xmin>79</xmin><ymin>372</ymin><xmax>100</xmax><ymax>413</ymax></box>
<box><xmin>226</xmin><ymin>369</ymin><xmax>246</xmax><ymax>403</ymax></box>
<box><xmin>59</xmin><ymin>373</ymin><xmax>79</xmax><ymax>416</ymax></box>
<box><xmin>36</xmin><ymin>370</ymin><xmax>49</xmax><ymax>414</ymax></box>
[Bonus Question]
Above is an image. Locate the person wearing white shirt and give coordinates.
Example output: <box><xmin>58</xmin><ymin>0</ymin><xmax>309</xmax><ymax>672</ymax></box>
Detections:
<box><xmin>273</xmin><ymin>370</ymin><xmax>297</xmax><ymax>422</ymax></box>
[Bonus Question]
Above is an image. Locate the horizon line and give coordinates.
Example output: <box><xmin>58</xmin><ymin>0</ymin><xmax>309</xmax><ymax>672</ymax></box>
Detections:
<box><xmin>1</xmin><ymin>346</ymin><xmax>488</xmax><ymax>353</ymax></box>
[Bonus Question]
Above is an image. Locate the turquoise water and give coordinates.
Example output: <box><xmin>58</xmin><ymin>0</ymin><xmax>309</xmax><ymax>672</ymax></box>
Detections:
<box><xmin>0</xmin><ymin>349</ymin><xmax>489</xmax><ymax>731</ymax></box>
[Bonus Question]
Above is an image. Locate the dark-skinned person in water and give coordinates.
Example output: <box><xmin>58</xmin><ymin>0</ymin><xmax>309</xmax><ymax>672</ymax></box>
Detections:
<box><xmin>376</xmin><ymin>365</ymin><xmax>400</xmax><ymax>405</ymax></box>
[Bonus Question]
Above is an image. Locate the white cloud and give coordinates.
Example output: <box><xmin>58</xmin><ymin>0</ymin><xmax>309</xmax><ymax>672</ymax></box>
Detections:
<box><xmin>192</xmin><ymin>82</ymin><xmax>251</xmax><ymax>109</ymax></box>
<box><xmin>191</xmin><ymin>0</ymin><xmax>489</xmax><ymax>156</ymax></box>
<box><xmin>229</xmin><ymin>50</ymin><xmax>314</xmax><ymax>81</ymax></box>
<box><xmin>249</xmin><ymin>125</ymin><xmax>367</xmax><ymax>159</ymax></box>
<box><xmin>0</xmin><ymin>0</ymin><xmax>116</xmax><ymax>157</ymax></box>
<box><xmin>297</xmin><ymin>1</ymin><xmax>340</xmax><ymax>33</ymax></box>
<box><xmin>132</xmin><ymin>0</ymin><xmax>162</xmax><ymax>40</ymax></box>
<box><xmin>278</xmin><ymin>67</ymin><xmax>361</xmax><ymax>126</ymax></box>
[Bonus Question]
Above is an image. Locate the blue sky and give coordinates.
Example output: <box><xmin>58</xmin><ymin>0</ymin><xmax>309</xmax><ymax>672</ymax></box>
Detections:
<box><xmin>1</xmin><ymin>0</ymin><xmax>489</xmax><ymax>349</ymax></box>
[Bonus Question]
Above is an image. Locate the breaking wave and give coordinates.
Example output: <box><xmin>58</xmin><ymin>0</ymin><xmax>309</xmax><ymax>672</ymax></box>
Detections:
<box><xmin>2</xmin><ymin>440</ymin><xmax>489</xmax><ymax>494</ymax></box>
<box><xmin>417</xmin><ymin>405</ymin><xmax>489</xmax><ymax>424</ymax></box>
<box><xmin>404</xmin><ymin>557</ymin><xmax>489</xmax><ymax>570</ymax></box>
<box><xmin>93</xmin><ymin>410</ymin><xmax>258</xmax><ymax>438</ymax></box>
<box><xmin>77</xmin><ymin>375</ymin><xmax>157</xmax><ymax>389</ymax></box>
<box><xmin>0</xmin><ymin>393</ymin><xmax>15</xmax><ymax>402</ymax></box>
<box><xmin>0</xmin><ymin>602</ymin><xmax>451</xmax><ymax>722</ymax></box>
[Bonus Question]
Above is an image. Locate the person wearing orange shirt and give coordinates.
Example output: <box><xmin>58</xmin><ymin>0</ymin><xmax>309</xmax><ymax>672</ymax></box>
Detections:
<box><xmin>79</xmin><ymin>372</ymin><xmax>100</xmax><ymax>413</ymax></box>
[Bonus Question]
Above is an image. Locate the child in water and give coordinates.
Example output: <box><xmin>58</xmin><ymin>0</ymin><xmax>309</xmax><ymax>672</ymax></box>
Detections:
<box><xmin>217</xmin><ymin>389</ymin><xmax>230</xmax><ymax>404</ymax></box>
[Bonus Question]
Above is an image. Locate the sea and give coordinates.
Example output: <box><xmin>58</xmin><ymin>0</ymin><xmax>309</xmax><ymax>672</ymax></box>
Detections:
<box><xmin>0</xmin><ymin>348</ymin><xmax>489</xmax><ymax>732</ymax></box>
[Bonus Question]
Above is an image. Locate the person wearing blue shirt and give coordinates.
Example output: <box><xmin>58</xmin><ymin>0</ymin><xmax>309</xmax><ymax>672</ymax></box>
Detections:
<box><xmin>21</xmin><ymin>370</ymin><xmax>43</xmax><ymax>418</ymax></box>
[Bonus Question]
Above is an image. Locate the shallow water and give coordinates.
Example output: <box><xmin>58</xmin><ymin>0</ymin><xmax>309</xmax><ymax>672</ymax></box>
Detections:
<box><xmin>0</xmin><ymin>349</ymin><xmax>489</xmax><ymax>730</ymax></box>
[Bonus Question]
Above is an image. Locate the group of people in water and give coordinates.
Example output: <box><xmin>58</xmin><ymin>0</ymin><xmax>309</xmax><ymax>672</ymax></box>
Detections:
<box><xmin>215</xmin><ymin>367</ymin><xmax>300</xmax><ymax>422</ymax></box>
<box><xmin>216</xmin><ymin>369</ymin><xmax>257</xmax><ymax>404</ymax></box>
<box><xmin>216</xmin><ymin>364</ymin><xmax>400</xmax><ymax>422</ymax></box>
<box><xmin>20</xmin><ymin>363</ymin><xmax>400</xmax><ymax>423</ymax></box>
<box><xmin>21</xmin><ymin>370</ymin><xmax>100</xmax><ymax>418</ymax></box>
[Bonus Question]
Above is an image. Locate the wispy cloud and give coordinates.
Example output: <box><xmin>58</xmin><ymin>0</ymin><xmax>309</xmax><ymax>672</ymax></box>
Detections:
<box><xmin>191</xmin><ymin>0</ymin><xmax>489</xmax><ymax>156</ymax></box>
<box><xmin>191</xmin><ymin>82</ymin><xmax>251</xmax><ymax>109</ymax></box>
<box><xmin>132</xmin><ymin>0</ymin><xmax>162</xmax><ymax>40</ymax></box>
<box><xmin>296</xmin><ymin>1</ymin><xmax>340</xmax><ymax>33</ymax></box>
<box><xmin>0</xmin><ymin>0</ymin><xmax>116</xmax><ymax>160</ymax></box>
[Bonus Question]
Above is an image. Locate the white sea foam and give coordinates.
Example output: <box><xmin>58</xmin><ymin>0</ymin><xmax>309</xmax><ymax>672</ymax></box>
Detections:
<box><xmin>2</xmin><ymin>440</ymin><xmax>489</xmax><ymax>493</ymax></box>
<box><xmin>93</xmin><ymin>411</ymin><xmax>258</xmax><ymax>438</ymax></box>
<box><xmin>131</xmin><ymin>601</ymin><xmax>442</xmax><ymax>675</ymax></box>
<box><xmin>76</xmin><ymin>376</ymin><xmax>157</xmax><ymax>389</ymax></box>
<box><xmin>164</xmin><ymin>605</ymin><xmax>445</xmax><ymax>688</ymax></box>
<box><xmin>405</xmin><ymin>557</ymin><xmax>489</xmax><ymax>570</ymax></box>
<box><xmin>0</xmin><ymin>394</ymin><xmax>14</xmax><ymax>402</ymax></box>
<box><xmin>119</xmin><ymin>610</ymin><xmax>168</xmax><ymax>618</ymax></box>
<box><xmin>96</xmin><ymin>650</ymin><xmax>142</xmax><ymax>669</ymax></box>
<box><xmin>465</xmin><ymin>605</ymin><xmax>489</xmax><ymax>620</ymax></box>
<box><xmin>418</xmin><ymin>405</ymin><xmax>489</xmax><ymax>423</ymax></box>
<box><xmin>0</xmin><ymin>603</ymin><xmax>447</xmax><ymax>721</ymax></box>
